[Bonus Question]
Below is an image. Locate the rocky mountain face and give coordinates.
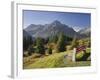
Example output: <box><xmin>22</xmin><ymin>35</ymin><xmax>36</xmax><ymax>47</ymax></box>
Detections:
<box><xmin>78</xmin><ymin>27</ymin><xmax>91</xmax><ymax>37</ymax></box>
<box><xmin>24</xmin><ymin>20</ymin><xmax>90</xmax><ymax>39</ymax></box>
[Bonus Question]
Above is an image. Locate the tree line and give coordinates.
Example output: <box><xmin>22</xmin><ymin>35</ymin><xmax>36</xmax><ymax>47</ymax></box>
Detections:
<box><xmin>23</xmin><ymin>33</ymin><xmax>79</xmax><ymax>56</ymax></box>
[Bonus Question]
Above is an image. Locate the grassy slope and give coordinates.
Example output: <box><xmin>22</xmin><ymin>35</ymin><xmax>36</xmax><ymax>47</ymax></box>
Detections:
<box><xmin>23</xmin><ymin>51</ymin><xmax>90</xmax><ymax>69</ymax></box>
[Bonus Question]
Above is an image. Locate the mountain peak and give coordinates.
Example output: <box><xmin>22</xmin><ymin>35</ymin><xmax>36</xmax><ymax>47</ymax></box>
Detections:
<box><xmin>51</xmin><ymin>20</ymin><xmax>62</xmax><ymax>25</ymax></box>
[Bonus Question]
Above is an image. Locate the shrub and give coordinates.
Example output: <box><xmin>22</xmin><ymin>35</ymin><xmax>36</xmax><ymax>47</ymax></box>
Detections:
<box><xmin>76</xmin><ymin>48</ymin><xmax>91</xmax><ymax>61</ymax></box>
<box><xmin>83</xmin><ymin>38</ymin><xmax>91</xmax><ymax>47</ymax></box>
<box><xmin>76</xmin><ymin>51</ymin><xmax>85</xmax><ymax>61</ymax></box>
<box><xmin>78</xmin><ymin>40</ymin><xmax>84</xmax><ymax>46</ymax></box>
<box><xmin>86</xmin><ymin>48</ymin><xmax>91</xmax><ymax>54</ymax></box>
<box><xmin>82</xmin><ymin>48</ymin><xmax>91</xmax><ymax>61</ymax></box>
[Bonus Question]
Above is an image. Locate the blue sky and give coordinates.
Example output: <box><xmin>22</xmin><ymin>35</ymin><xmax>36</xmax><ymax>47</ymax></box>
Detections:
<box><xmin>23</xmin><ymin>10</ymin><xmax>91</xmax><ymax>31</ymax></box>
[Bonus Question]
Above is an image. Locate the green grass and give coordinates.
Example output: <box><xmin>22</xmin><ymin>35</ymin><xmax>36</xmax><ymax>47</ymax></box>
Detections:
<box><xmin>60</xmin><ymin>61</ymin><xmax>91</xmax><ymax>67</ymax></box>
<box><xmin>23</xmin><ymin>51</ymin><xmax>91</xmax><ymax>69</ymax></box>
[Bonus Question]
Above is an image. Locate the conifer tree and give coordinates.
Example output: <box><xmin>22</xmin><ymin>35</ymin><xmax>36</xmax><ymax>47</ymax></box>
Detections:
<box><xmin>35</xmin><ymin>37</ymin><xmax>45</xmax><ymax>54</ymax></box>
<box><xmin>56</xmin><ymin>33</ymin><xmax>66</xmax><ymax>52</ymax></box>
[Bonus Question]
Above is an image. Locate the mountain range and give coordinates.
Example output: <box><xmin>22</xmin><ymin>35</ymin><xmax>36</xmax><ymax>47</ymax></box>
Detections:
<box><xmin>78</xmin><ymin>27</ymin><xmax>91</xmax><ymax>37</ymax></box>
<box><xmin>23</xmin><ymin>20</ymin><xmax>90</xmax><ymax>39</ymax></box>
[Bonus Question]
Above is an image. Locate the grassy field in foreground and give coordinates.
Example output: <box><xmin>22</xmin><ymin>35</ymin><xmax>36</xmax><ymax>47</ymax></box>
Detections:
<box><xmin>23</xmin><ymin>51</ymin><xmax>90</xmax><ymax>69</ymax></box>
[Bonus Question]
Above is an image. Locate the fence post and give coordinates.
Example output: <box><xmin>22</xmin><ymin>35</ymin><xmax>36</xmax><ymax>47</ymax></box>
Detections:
<box><xmin>72</xmin><ymin>48</ymin><xmax>76</xmax><ymax>62</ymax></box>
